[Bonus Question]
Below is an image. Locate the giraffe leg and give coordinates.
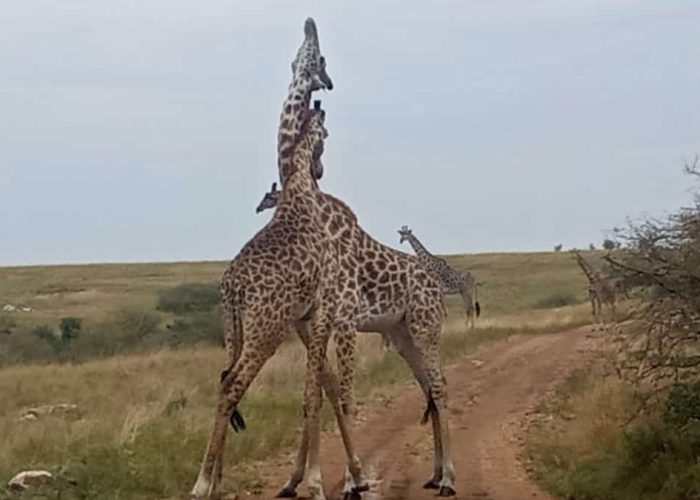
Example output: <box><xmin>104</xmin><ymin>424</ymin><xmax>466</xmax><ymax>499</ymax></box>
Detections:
<box><xmin>322</xmin><ymin>362</ymin><xmax>368</xmax><ymax>497</ymax></box>
<box><xmin>304</xmin><ymin>317</ymin><xmax>332</xmax><ymax>500</ymax></box>
<box><xmin>390</xmin><ymin>324</ymin><xmax>454</xmax><ymax>494</ymax></box>
<box><xmin>412</xmin><ymin>326</ymin><xmax>455</xmax><ymax>496</ymax></box>
<box><xmin>276</xmin><ymin>422</ymin><xmax>308</xmax><ymax>497</ymax></box>
<box><xmin>334</xmin><ymin>324</ymin><xmax>357</xmax><ymax>416</ymax></box>
<box><xmin>280</xmin><ymin>322</ymin><xmax>366</xmax><ymax>498</ymax></box>
<box><xmin>191</xmin><ymin>344</ymin><xmax>275</xmax><ymax>499</ymax></box>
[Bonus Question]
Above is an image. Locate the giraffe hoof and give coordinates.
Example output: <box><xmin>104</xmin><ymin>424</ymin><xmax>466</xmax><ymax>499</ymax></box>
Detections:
<box><xmin>423</xmin><ymin>479</ymin><xmax>441</xmax><ymax>490</ymax></box>
<box><xmin>229</xmin><ymin>410</ymin><xmax>246</xmax><ymax>432</ymax></box>
<box><xmin>275</xmin><ymin>487</ymin><xmax>297</xmax><ymax>498</ymax></box>
<box><xmin>438</xmin><ymin>486</ymin><xmax>456</xmax><ymax>497</ymax></box>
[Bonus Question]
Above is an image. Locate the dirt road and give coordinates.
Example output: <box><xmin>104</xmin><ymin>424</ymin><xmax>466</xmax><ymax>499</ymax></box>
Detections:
<box><xmin>252</xmin><ymin>327</ymin><xmax>601</xmax><ymax>500</ymax></box>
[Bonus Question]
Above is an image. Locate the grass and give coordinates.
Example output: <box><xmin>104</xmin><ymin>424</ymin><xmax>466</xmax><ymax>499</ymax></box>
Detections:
<box><xmin>0</xmin><ymin>250</ymin><xmax>598</xmax><ymax>498</ymax></box>
<box><xmin>0</xmin><ymin>250</ymin><xmax>601</xmax><ymax>329</ymax></box>
<box><xmin>0</xmin><ymin>325</ymin><xmax>530</xmax><ymax>500</ymax></box>
<box><xmin>526</xmin><ymin>357</ymin><xmax>700</xmax><ymax>500</ymax></box>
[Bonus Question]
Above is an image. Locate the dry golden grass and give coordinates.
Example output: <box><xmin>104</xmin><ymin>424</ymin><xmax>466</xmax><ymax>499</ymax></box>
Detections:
<box><xmin>0</xmin><ymin>250</ymin><xmax>602</xmax><ymax>498</ymax></box>
<box><xmin>0</xmin><ymin>321</ymin><xmax>501</xmax><ymax>499</ymax></box>
<box><xmin>525</xmin><ymin>358</ymin><xmax>639</xmax><ymax>497</ymax></box>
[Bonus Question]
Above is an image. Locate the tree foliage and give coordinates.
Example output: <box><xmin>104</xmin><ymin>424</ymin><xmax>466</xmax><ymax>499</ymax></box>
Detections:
<box><xmin>606</xmin><ymin>159</ymin><xmax>700</xmax><ymax>397</ymax></box>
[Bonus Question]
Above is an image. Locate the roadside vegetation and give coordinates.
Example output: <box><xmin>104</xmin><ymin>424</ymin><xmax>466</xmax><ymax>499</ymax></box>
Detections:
<box><xmin>527</xmin><ymin>162</ymin><xmax>700</xmax><ymax>500</ymax></box>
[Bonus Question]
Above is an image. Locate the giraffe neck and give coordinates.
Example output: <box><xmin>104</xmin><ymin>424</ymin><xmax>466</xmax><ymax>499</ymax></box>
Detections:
<box><xmin>575</xmin><ymin>254</ymin><xmax>598</xmax><ymax>282</ymax></box>
<box><xmin>277</xmin><ymin>75</ymin><xmax>314</xmax><ymax>185</ymax></box>
<box><xmin>276</xmin><ymin>138</ymin><xmax>319</xmax><ymax>215</ymax></box>
<box><xmin>406</xmin><ymin>234</ymin><xmax>436</xmax><ymax>265</ymax></box>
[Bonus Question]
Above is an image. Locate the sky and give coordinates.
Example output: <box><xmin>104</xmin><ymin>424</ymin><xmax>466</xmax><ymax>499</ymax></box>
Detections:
<box><xmin>1</xmin><ymin>0</ymin><xmax>698</xmax><ymax>266</ymax></box>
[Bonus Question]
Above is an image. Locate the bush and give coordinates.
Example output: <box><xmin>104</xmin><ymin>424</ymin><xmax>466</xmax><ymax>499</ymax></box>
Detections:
<box><xmin>114</xmin><ymin>308</ymin><xmax>161</xmax><ymax>341</ymax></box>
<box><xmin>60</xmin><ymin>317</ymin><xmax>82</xmax><ymax>341</ymax></box>
<box><xmin>32</xmin><ymin>325</ymin><xmax>57</xmax><ymax>342</ymax></box>
<box><xmin>157</xmin><ymin>283</ymin><xmax>220</xmax><ymax>314</ymax></box>
<box><xmin>165</xmin><ymin>307</ymin><xmax>223</xmax><ymax>347</ymax></box>
<box><xmin>570</xmin><ymin>420</ymin><xmax>700</xmax><ymax>500</ymax></box>
<box><xmin>665</xmin><ymin>382</ymin><xmax>700</xmax><ymax>426</ymax></box>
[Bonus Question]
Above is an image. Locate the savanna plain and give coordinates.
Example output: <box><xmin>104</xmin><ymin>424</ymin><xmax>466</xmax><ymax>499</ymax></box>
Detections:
<box><xmin>0</xmin><ymin>250</ymin><xmax>691</xmax><ymax>499</ymax></box>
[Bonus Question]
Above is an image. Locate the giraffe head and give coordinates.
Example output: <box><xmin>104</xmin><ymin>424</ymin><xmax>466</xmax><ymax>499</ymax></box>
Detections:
<box><xmin>398</xmin><ymin>225</ymin><xmax>413</xmax><ymax>244</ymax></box>
<box><xmin>292</xmin><ymin>18</ymin><xmax>333</xmax><ymax>92</ymax></box>
<box><xmin>255</xmin><ymin>182</ymin><xmax>281</xmax><ymax>214</ymax></box>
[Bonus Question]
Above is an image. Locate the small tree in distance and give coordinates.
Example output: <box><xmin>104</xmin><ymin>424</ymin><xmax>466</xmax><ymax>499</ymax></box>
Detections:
<box><xmin>602</xmin><ymin>238</ymin><xmax>616</xmax><ymax>251</ymax></box>
<box><xmin>554</xmin><ymin>243</ymin><xmax>563</xmax><ymax>252</ymax></box>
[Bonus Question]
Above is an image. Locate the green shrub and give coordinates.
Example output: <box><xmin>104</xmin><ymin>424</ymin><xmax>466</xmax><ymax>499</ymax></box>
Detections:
<box><xmin>665</xmin><ymin>382</ymin><xmax>700</xmax><ymax>426</ymax></box>
<box><xmin>569</xmin><ymin>394</ymin><xmax>700</xmax><ymax>500</ymax></box>
<box><xmin>157</xmin><ymin>283</ymin><xmax>220</xmax><ymax>314</ymax></box>
<box><xmin>114</xmin><ymin>308</ymin><xmax>161</xmax><ymax>341</ymax></box>
<box><xmin>60</xmin><ymin>317</ymin><xmax>82</xmax><ymax>341</ymax></box>
<box><xmin>165</xmin><ymin>307</ymin><xmax>222</xmax><ymax>347</ymax></box>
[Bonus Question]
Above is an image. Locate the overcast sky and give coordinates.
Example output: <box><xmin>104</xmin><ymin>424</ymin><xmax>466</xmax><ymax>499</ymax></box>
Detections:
<box><xmin>1</xmin><ymin>1</ymin><xmax>698</xmax><ymax>266</ymax></box>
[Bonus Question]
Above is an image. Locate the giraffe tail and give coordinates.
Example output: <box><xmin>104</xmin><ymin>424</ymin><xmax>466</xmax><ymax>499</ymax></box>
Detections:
<box><xmin>220</xmin><ymin>302</ymin><xmax>246</xmax><ymax>432</ymax></box>
<box><xmin>474</xmin><ymin>283</ymin><xmax>481</xmax><ymax>317</ymax></box>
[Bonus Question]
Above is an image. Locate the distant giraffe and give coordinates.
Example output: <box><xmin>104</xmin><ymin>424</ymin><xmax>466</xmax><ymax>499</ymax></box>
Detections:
<box><xmin>398</xmin><ymin>226</ymin><xmax>481</xmax><ymax>329</ymax></box>
<box><xmin>572</xmin><ymin>249</ymin><xmax>618</xmax><ymax>327</ymax></box>
<box><xmin>255</xmin><ymin>189</ymin><xmax>458</xmax><ymax>496</ymax></box>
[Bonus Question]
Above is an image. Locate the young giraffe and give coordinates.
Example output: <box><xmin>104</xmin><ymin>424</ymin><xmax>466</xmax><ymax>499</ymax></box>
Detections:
<box><xmin>192</xmin><ymin>21</ymin><xmax>364</xmax><ymax>500</ymax></box>
<box><xmin>255</xmin><ymin>184</ymin><xmax>458</xmax><ymax>497</ymax></box>
<box><xmin>572</xmin><ymin>249</ymin><xmax>618</xmax><ymax>328</ymax></box>
<box><xmin>398</xmin><ymin>226</ymin><xmax>481</xmax><ymax>330</ymax></box>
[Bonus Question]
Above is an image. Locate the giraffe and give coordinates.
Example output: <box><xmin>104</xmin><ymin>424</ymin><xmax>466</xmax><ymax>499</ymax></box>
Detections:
<box><xmin>398</xmin><ymin>226</ymin><xmax>481</xmax><ymax>329</ymax></box>
<box><xmin>192</xmin><ymin>20</ymin><xmax>366</xmax><ymax>500</ymax></box>
<box><xmin>255</xmin><ymin>185</ymin><xmax>458</xmax><ymax>497</ymax></box>
<box><xmin>572</xmin><ymin>249</ymin><xmax>618</xmax><ymax>327</ymax></box>
<box><xmin>192</xmin><ymin>106</ymin><xmax>358</xmax><ymax>500</ymax></box>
